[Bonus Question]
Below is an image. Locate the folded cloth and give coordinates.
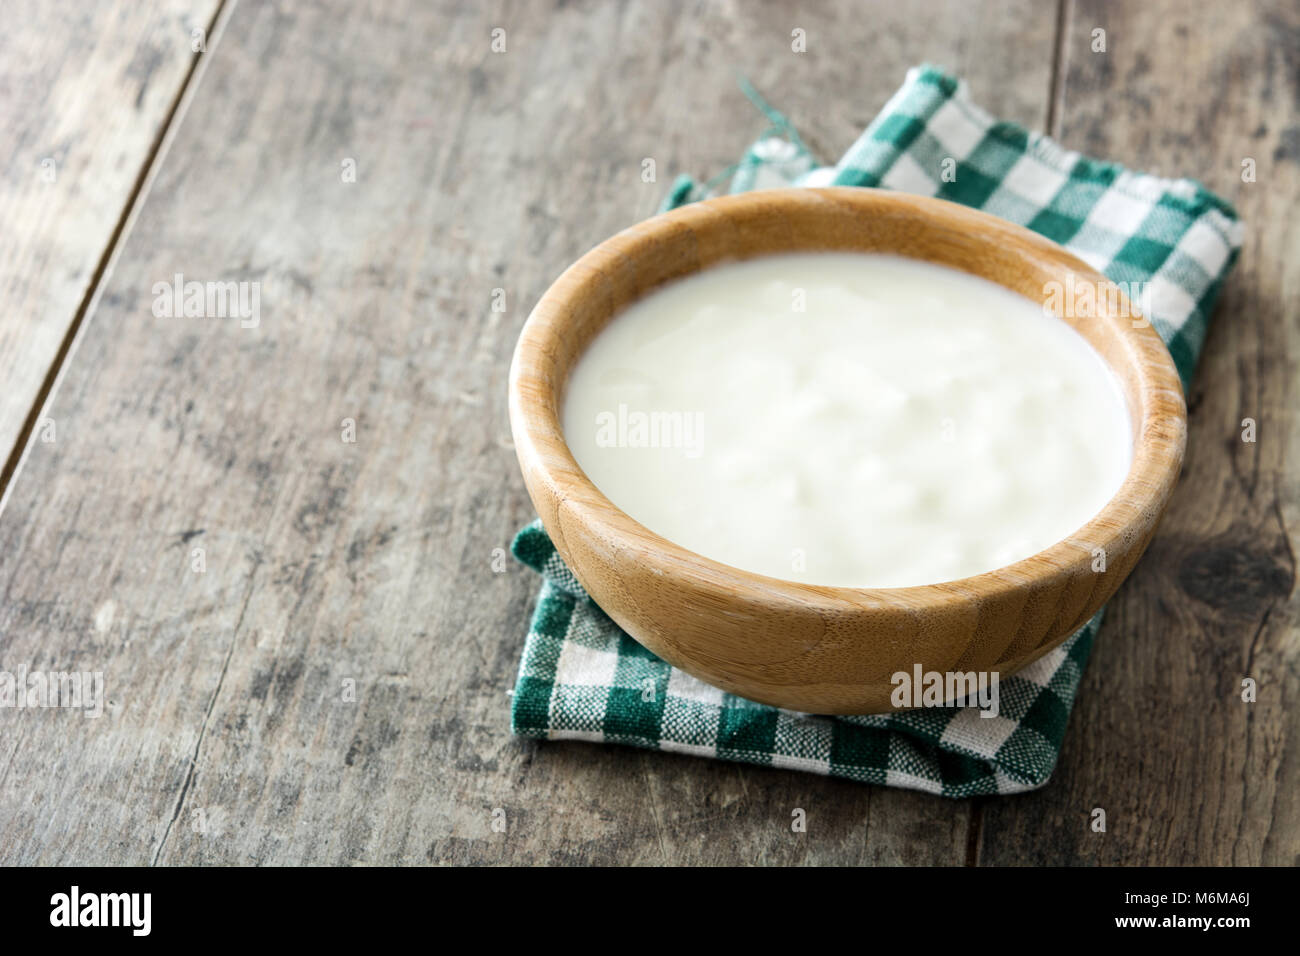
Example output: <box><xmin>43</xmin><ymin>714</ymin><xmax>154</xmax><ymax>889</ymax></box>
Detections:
<box><xmin>509</xmin><ymin>65</ymin><xmax>1243</xmax><ymax>797</ymax></box>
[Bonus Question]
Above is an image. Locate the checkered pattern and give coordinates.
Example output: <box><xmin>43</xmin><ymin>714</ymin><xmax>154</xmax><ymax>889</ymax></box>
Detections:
<box><xmin>510</xmin><ymin>66</ymin><xmax>1243</xmax><ymax>796</ymax></box>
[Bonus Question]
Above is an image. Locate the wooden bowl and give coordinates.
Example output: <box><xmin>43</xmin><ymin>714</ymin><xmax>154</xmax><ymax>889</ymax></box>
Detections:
<box><xmin>508</xmin><ymin>188</ymin><xmax>1186</xmax><ymax>714</ymax></box>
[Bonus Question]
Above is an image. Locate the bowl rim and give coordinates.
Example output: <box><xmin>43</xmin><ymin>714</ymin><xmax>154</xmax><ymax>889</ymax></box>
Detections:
<box><xmin>508</xmin><ymin>186</ymin><xmax>1187</xmax><ymax>615</ymax></box>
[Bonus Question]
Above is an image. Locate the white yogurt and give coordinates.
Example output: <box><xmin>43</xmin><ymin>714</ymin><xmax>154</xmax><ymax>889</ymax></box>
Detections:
<box><xmin>563</xmin><ymin>253</ymin><xmax>1132</xmax><ymax>588</ymax></box>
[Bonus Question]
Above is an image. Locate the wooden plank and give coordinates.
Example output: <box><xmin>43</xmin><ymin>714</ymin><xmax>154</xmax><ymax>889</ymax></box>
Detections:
<box><xmin>976</xmin><ymin>0</ymin><xmax>1300</xmax><ymax>865</ymax></box>
<box><xmin>0</xmin><ymin>0</ymin><xmax>1058</xmax><ymax>865</ymax></box>
<box><xmin>0</xmin><ymin>0</ymin><xmax>221</xmax><ymax>481</ymax></box>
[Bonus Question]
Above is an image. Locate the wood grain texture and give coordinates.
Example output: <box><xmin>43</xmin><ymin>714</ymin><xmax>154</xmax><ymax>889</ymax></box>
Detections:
<box><xmin>510</xmin><ymin>187</ymin><xmax>1186</xmax><ymax>714</ymax></box>
<box><xmin>975</xmin><ymin>0</ymin><xmax>1300</xmax><ymax>865</ymax></box>
<box><xmin>0</xmin><ymin>0</ymin><xmax>1060</xmax><ymax>865</ymax></box>
<box><xmin>0</xmin><ymin>0</ymin><xmax>220</xmax><ymax>474</ymax></box>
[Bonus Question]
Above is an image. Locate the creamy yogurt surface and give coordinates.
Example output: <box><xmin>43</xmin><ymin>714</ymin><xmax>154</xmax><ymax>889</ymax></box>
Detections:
<box><xmin>563</xmin><ymin>252</ymin><xmax>1132</xmax><ymax>588</ymax></box>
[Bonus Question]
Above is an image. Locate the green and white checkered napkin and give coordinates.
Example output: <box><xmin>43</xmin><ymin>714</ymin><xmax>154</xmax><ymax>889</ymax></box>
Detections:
<box><xmin>510</xmin><ymin>66</ymin><xmax>1243</xmax><ymax>797</ymax></box>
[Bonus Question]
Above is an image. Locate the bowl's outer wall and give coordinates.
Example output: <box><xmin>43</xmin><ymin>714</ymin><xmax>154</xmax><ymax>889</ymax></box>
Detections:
<box><xmin>508</xmin><ymin>188</ymin><xmax>1187</xmax><ymax>714</ymax></box>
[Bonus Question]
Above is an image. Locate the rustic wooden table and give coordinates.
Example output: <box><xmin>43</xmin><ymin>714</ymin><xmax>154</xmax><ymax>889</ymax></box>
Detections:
<box><xmin>1</xmin><ymin>0</ymin><xmax>1295</xmax><ymax>866</ymax></box>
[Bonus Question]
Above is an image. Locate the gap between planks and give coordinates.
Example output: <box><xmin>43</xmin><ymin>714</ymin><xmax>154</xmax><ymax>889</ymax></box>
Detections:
<box><xmin>0</xmin><ymin>0</ymin><xmax>237</xmax><ymax>513</ymax></box>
